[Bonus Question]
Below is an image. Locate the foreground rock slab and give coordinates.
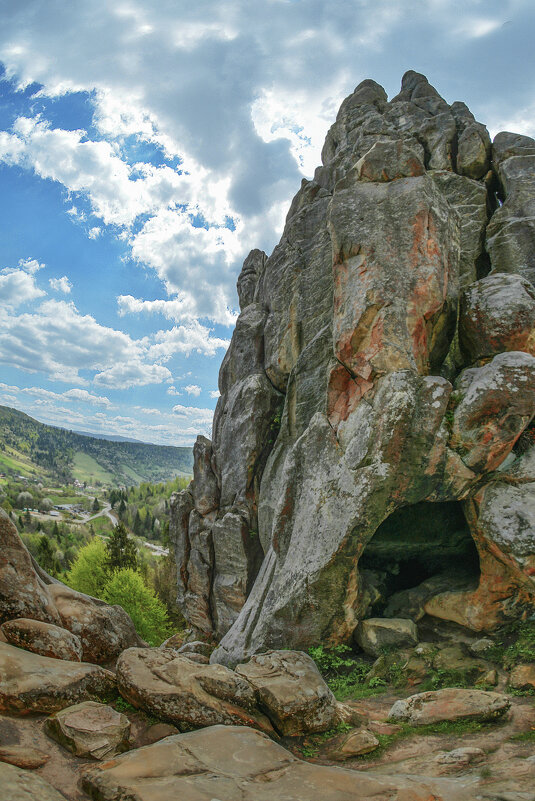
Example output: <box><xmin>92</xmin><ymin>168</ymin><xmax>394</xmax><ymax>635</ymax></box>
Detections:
<box><xmin>116</xmin><ymin>647</ymin><xmax>273</xmax><ymax>733</ymax></box>
<box><xmin>45</xmin><ymin>701</ymin><xmax>130</xmax><ymax>760</ymax></box>
<box><xmin>389</xmin><ymin>688</ymin><xmax>510</xmax><ymax>726</ymax></box>
<box><xmin>0</xmin><ymin>760</ymin><xmax>66</xmax><ymax>801</ymax></box>
<box><xmin>1</xmin><ymin>617</ymin><xmax>83</xmax><ymax>661</ymax></box>
<box><xmin>81</xmin><ymin>723</ymin><xmax>476</xmax><ymax>801</ymax></box>
<box><xmin>0</xmin><ymin>641</ymin><xmax>116</xmax><ymax>715</ymax></box>
<box><xmin>235</xmin><ymin>650</ymin><xmax>337</xmax><ymax>735</ymax></box>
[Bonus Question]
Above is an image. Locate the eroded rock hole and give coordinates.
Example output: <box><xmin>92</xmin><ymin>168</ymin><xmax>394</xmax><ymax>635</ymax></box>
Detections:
<box><xmin>359</xmin><ymin>501</ymin><xmax>480</xmax><ymax>619</ymax></box>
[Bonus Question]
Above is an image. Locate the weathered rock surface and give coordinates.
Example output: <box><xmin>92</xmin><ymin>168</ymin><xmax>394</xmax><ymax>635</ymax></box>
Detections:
<box><xmin>116</xmin><ymin>647</ymin><xmax>274</xmax><ymax>733</ymax></box>
<box><xmin>389</xmin><ymin>688</ymin><xmax>510</xmax><ymax>726</ymax></box>
<box><xmin>170</xmin><ymin>72</ymin><xmax>535</xmax><ymax>663</ymax></box>
<box><xmin>325</xmin><ymin>727</ymin><xmax>380</xmax><ymax>759</ymax></box>
<box><xmin>45</xmin><ymin>701</ymin><xmax>130</xmax><ymax>760</ymax></box>
<box><xmin>0</xmin><ymin>760</ymin><xmax>66</xmax><ymax>801</ymax></box>
<box><xmin>0</xmin><ymin>641</ymin><xmax>116</xmax><ymax>715</ymax></box>
<box><xmin>235</xmin><ymin>650</ymin><xmax>337</xmax><ymax>735</ymax></box>
<box><xmin>510</xmin><ymin>664</ymin><xmax>535</xmax><ymax>690</ymax></box>
<box><xmin>0</xmin><ymin>510</ymin><xmax>143</xmax><ymax>664</ymax></box>
<box><xmin>1</xmin><ymin>618</ymin><xmax>82</xmax><ymax>662</ymax></box>
<box><xmin>81</xmin><ymin>723</ymin><xmax>476</xmax><ymax>801</ymax></box>
<box><xmin>354</xmin><ymin>618</ymin><xmax>418</xmax><ymax>657</ymax></box>
<box><xmin>0</xmin><ymin>745</ymin><xmax>50</xmax><ymax>769</ymax></box>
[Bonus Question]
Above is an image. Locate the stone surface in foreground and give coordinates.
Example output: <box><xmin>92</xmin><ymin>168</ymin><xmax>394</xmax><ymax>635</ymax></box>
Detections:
<box><xmin>81</xmin><ymin>724</ymin><xmax>475</xmax><ymax>801</ymax></box>
<box><xmin>0</xmin><ymin>760</ymin><xmax>66</xmax><ymax>801</ymax></box>
<box><xmin>389</xmin><ymin>688</ymin><xmax>510</xmax><ymax>726</ymax></box>
<box><xmin>0</xmin><ymin>641</ymin><xmax>116</xmax><ymax>715</ymax></box>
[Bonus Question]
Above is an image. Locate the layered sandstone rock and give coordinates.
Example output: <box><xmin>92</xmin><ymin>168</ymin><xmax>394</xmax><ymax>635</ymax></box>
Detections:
<box><xmin>171</xmin><ymin>71</ymin><xmax>535</xmax><ymax>665</ymax></box>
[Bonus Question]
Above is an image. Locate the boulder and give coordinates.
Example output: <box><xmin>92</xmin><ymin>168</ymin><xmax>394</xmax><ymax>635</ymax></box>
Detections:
<box><xmin>354</xmin><ymin>618</ymin><xmax>418</xmax><ymax>657</ymax></box>
<box><xmin>0</xmin><ymin>641</ymin><xmax>116</xmax><ymax>715</ymax></box>
<box><xmin>0</xmin><ymin>745</ymin><xmax>50</xmax><ymax>769</ymax></box>
<box><xmin>0</xmin><ymin>509</ymin><xmax>60</xmax><ymax>626</ymax></box>
<box><xmin>135</xmin><ymin>722</ymin><xmax>179</xmax><ymax>747</ymax></box>
<box><xmin>510</xmin><ymin>664</ymin><xmax>535</xmax><ymax>691</ymax></box>
<box><xmin>81</xmin><ymin>723</ymin><xmax>476</xmax><ymax>801</ymax></box>
<box><xmin>178</xmin><ymin>640</ymin><xmax>213</xmax><ymax>658</ymax></box>
<box><xmin>389</xmin><ymin>688</ymin><xmax>510</xmax><ymax>726</ymax></box>
<box><xmin>459</xmin><ymin>274</ymin><xmax>535</xmax><ymax>364</ymax></box>
<box><xmin>1</xmin><ymin>618</ymin><xmax>82</xmax><ymax>661</ymax></box>
<box><xmin>0</xmin><ymin>761</ymin><xmax>66</xmax><ymax>801</ymax></box>
<box><xmin>235</xmin><ymin>650</ymin><xmax>337</xmax><ymax>736</ymax></box>
<box><xmin>45</xmin><ymin>701</ymin><xmax>130</xmax><ymax>759</ymax></box>
<box><xmin>116</xmin><ymin>647</ymin><xmax>274</xmax><ymax>733</ymax></box>
<box><xmin>48</xmin><ymin>583</ymin><xmax>144</xmax><ymax>664</ymax></box>
<box><xmin>325</xmin><ymin>728</ymin><xmax>380</xmax><ymax>760</ymax></box>
<box><xmin>451</xmin><ymin>351</ymin><xmax>535</xmax><ymax>473</ymax></box>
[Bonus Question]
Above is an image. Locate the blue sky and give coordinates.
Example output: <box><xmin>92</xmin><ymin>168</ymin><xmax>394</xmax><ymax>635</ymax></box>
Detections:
<box><xmin>0</xmin><ymin>0</ymin><xmax>534</xmax><ymax>446</ymax></box>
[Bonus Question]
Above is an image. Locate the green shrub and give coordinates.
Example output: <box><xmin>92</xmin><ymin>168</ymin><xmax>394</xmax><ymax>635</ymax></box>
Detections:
<box><xmin>65</xmin><ymin>537</ymin><xmax>109</xmax><ymax>597</ymax></box>
<box><xmin>102</xmin><ymin>568</ymin><xmax>173</xmax><ymax>646</ymax></box>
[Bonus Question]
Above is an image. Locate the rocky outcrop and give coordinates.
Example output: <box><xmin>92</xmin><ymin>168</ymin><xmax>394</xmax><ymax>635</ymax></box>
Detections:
<box><xmin>81</xmin><ymin>723</ymin><xmax>476</xmax><ymax>801</ymax></box>
<box><xmin>116</xmin><ymin>647</ymin><xmax>274</xmax><ymax>734</ymax></box>
<box><xmin>0</xmin><ymin>641</ymin><xmax>116</xmax><ymax>714</ymax></box>
<box><xmin>0</xmin><ymin>509</ymin><xmax>143</xmax><ymax>663</ymax></box>
<box><xmin>170</xmin><ymin>71</ymin><xmax>535</xmax><ymax>665</ymax></box>
<box><xmin>0</xmin><ymin>761</ymin><xmax>66</xmax><ymax>801</ymax></box>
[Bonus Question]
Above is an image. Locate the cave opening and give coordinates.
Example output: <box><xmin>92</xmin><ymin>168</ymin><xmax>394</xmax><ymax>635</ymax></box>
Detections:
<box><xmin>358</xmin><ymin>501</ymin><xmax>480</xmax><ymax>618</ymax></box>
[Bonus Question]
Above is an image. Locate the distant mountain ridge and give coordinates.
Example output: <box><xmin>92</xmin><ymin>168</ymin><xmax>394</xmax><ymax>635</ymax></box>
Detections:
<box><xmin>72</xmin><ymin>429</ymin><xmax>144</xmax><ymax>444</ymax></box>
<box><xmin>0</xmin><ymin>405</ymin><xmax>193</xmax><ymax>485</ymax></box>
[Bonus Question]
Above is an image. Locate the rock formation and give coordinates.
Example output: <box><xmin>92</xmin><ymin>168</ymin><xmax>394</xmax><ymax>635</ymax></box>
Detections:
<box><xmin>170</xmin><ymin>71</ymin><xmax>535</xmax><ymax>667</ymax></box>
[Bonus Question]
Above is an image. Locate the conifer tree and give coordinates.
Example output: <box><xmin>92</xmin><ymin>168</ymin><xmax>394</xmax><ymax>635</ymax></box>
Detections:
<box><xmin>105</xmin><ymin>522</ymin><xmax>138</xmax><ymax>571</ymax></box>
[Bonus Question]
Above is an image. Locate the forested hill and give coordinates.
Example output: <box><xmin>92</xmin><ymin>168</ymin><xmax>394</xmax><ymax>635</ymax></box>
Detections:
<box><xmin>0</xmin><ymin>405</ymin><xmax>193</xmax><ymax>485</ymax></box>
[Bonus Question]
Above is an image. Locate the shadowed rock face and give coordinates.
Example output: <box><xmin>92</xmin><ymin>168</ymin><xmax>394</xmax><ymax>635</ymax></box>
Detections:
<box><xmin>171</xmin><ymin>71</ymin><xmax>535</xmax><ymax>666</ymax></box>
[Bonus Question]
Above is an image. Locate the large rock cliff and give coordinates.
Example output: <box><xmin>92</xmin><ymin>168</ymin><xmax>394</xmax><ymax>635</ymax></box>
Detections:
<box><xmin>170</xmin><ymin>71</ymin><xmax>535</xmax><ymax>666</ymax></box>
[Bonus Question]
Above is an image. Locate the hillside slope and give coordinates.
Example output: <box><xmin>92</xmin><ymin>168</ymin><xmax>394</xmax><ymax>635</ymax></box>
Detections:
<box><xmin>0</xmin><ymin>405</ymin><xmax>192</xmax><ymax>485</ymax></box>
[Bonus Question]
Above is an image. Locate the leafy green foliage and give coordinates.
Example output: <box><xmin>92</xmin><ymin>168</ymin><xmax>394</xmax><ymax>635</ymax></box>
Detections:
<box><xmin>65</xmin><ymin>538</ymin><xmax>109</xmax><ymax>596</ymax></box>
<box><xmin>103</xmin><ymin>568</ymin><xmax>173</xmax><ymax>646</ymax></box>
<box><xmin>308</xmin><ymin>644</ymin><xmax>382</xmax><ymax>701</ymax></box>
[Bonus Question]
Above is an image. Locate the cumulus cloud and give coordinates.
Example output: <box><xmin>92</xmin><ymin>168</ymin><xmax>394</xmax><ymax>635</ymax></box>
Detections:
<box><xmin>49</xmin><ymin>275</ymin><xmax>72</xmax><ymax>293</ymax></box>
<box><xmin>184</xmin><ymin>384</ymin><xmax>201</xmax><ymax>396</ymax></box>
<box><xmin>0</xmin><ymin>260</ymin><xmax>46</xmax><ymax>308</ymax></box>
<box><xmin>209</xmin><ymin>389</ymin><xmax>220</xmax><ymax>399</ymax></box>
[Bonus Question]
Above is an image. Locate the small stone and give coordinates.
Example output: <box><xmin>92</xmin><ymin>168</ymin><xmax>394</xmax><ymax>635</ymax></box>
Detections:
<box><xmin>333</xmin><ymin>701</ymin><xmax>366</xmax><ymax>728</ymax></box>
<box><xmin>510</xmin><ymin>664</ymin><xmax>535</xmax><ymax>691</ymax></box>
<box><xmin>477</xmin><ymin>669</ymin><xmax>498</xmax><ymax>687</ymax></box>
<box><xmin>354</xmin><ymin>618</ymin><xmax>418</xmax><ymax>658</ymax></box>
<box><xmin>468</xmin><ymin>638</ymin><xmax>495</xmax><ymax>657</ymax></box>
<box><xmin>45</xmin><ymin>701</ymin><xmax>130</xmax><ymax>760</ymax></box>
<box><xmin>0</xmin><ymin>745</ymin><xmax>50</xmax><ymax>769</ymax></box>
<box><xmin>368</xmin><ymin>721</ymin><xmax>402</xmax><ymax>736</ymax></box>
<box><xmin>326</xmin><ymin>728</ymin><xmax>380</xmax><ymax>760</ymax></box>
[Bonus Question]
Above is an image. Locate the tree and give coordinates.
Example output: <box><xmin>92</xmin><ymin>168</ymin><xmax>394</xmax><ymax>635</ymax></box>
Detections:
<box><xmin>24</xmin><ymin>509</ymin><xmax>31</xmax><ymax>525</ymax></box>
<box><xmin>17</xmin><ymin>491</ymin><xmax>33</xmax><ymax>509</ymax></box>
<box><xmin>91</xmin><ymin>497</ymin><xmax>100</xmax><ymax>514</ymax></box>
<box><xmin>65</xmin><ymin>538</ymin><xmax>109</xmax><ymax>597</ymax></box>
<box><xmin>105</xmin><ymin>522</ymin><xmax>138</xmax><ymax>571</ymax></box>
<box><xmin>36</xmin><ymin>535</ymin><xmax>59</xmax><ymax>576</ymax></box>
<box><xmin>102</xmin><ymin>568</ymin><xmax>172</xmax><ymax>646</ymax></box>
<box><xmin>118</xmin><ymin>498</ymin><xmax>127</xmax><ymax>518</ymax></box>
<box><xmin>133</xmin><ymin>509</ymin><xmax>142</xmax><ymax>536</ymax></box>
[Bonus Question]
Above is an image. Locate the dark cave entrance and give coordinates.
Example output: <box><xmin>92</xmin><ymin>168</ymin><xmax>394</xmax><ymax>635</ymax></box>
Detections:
<box><xmin>358</xmin><ymin>501</ymin><xmax>481</xmax><ymax>618</ymax></box>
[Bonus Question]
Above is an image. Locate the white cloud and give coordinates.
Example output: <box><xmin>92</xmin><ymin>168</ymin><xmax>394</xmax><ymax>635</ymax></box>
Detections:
<box><xmin>49</xmin><ymin>275</ymin><xmax>72</xmax><ymax>293</ymax></box>
<box><xmin>88</xmin><ymin>226</ymin><xmax>101</xmax><ymax>239</ymax></box>
<box><xmin>63</xmin><ymin>388</ymin><xmax>111</xmax><ymax>407</ymax></box>
<box><xmin>184</xmin><ymin>384</ymin><xmax>201</xmax><ymax>396</ymax></box>
<box><xmin>0</xmin><ymin>262</ymin><xmax>46</xmax><ymax>308</ymax></box>
<box><xmin>166</xmin><ymin>385</ymin><xmax>181</xmax><ymax>396</ymax></box>
<box><xmin>145</xmin><ymin>321</ymin><xmax>230</xmax><ymax>360</ymax></box>
<box><xmin>209</xmin><ymin>389</ymin><xmax>220</xmax><ymax>399</ymax></box>
<box><xmin>93</xmin><ymin>361</ymin><xmax>172</xmax><ymax>389</ymax></box>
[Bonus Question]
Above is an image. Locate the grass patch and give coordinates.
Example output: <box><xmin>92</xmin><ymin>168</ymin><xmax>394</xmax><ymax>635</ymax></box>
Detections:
<box><xmin>509</xmin><ymin>728</ymin><xmax>535</xmax><ymax>742</ymax></box>
<box><xmin>308</xmin><ymin>644</ymin><xmax>384</xmax><ymax>701</ymax></box>
<box><xmin>88</xmin><ymin>515</ymin><xmax>114</xmax><ymax>536</ymax></box>
<box><xmin>72</xmin><ymin>451</ymin><xmax>115</xmax><ymax>485</ymax></box>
